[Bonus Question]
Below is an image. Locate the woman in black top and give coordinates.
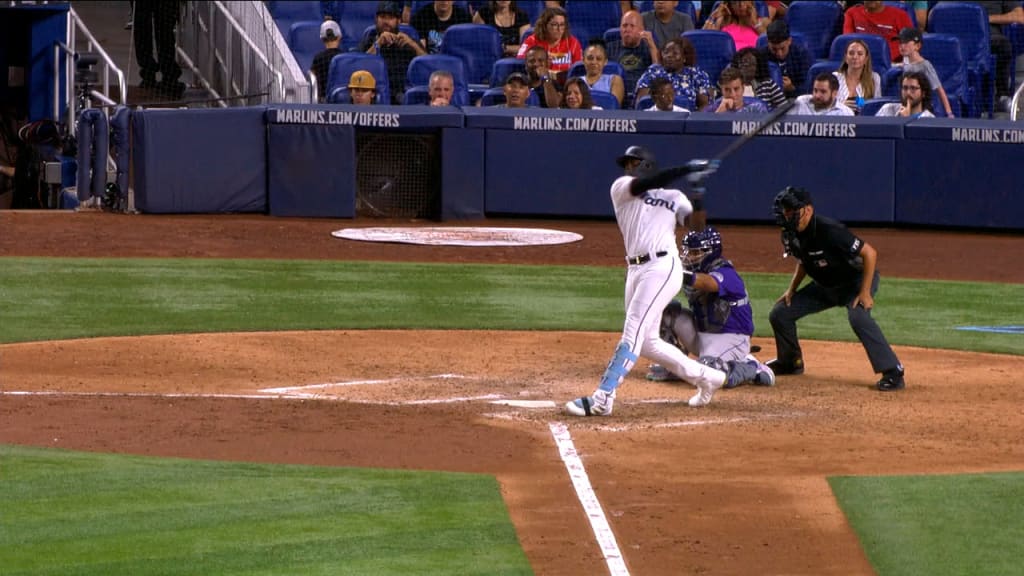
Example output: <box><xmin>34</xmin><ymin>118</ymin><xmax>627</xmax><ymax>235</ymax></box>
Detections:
<box><xmin>473</xmin><ymin>1</ymin><xmax>532</xmax><ymax>56</ymax></box>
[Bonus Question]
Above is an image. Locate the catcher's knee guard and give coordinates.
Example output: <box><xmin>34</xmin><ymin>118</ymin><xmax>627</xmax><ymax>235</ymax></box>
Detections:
<box><xmin>698</xmin><ymin>355</ymin><xmax>729</xmax><ymax>373</ymax></box>
<box><xmin>661</xmin><ymin>301</ymin><xmax>696</xmax><ymax>353</ymax></box>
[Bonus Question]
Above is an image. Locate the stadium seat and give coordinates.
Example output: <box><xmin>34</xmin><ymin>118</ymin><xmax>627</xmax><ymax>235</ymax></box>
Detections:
<box><xmin>802</xmin><ymin>59</ymin><xmax>842</xmax><ymax>95</ymax></box>
<box><xmin>407</xmin><ymin>54</ymin><xmax>469</xmax><ymax>95</ymax></box>
<box><xmin>786</xmin><ymin>0</ymin><xmax>843</xmax><ymax>59</ymax></box>
<box><xmin>861</xmin><ymin>97</ymin><xmax>899</xmax><ymax>116</ymax></box>
<box><xmin>567</xmin><ymin>60</ymin><xmax>625</xmax><ymax>79</ymax></box>
<box><xmin>829</xmin><ymin>33</ymin><xmax>892</xmax><ymax>73</ymax></box>
<box><xmin>337</xmin><ymin>2</ymin><xmax>380</xmax><ymax>52</ymax></box>
<box><xmin>288</xmin><ymin>21</ymin><xmax>324</xmax><ymax>72</ymax></box>
<box><xmin>1004</xmin><ymin>23</ymin><xmax>1024</xmax><ymax>94</ymax></box>
<box><xmin>516</xmin><ymin>1</ymin><xmax>546</xmax><ymax>25</ymax></box>
<box><xmin>755</xmin><ymin>31</ymin><xmax>811</xmax><ymax>56</ymax></box>
<box><xmin>920</xmin><ymin>32</ymin><xmax>971</xmax><ymax>117</ymax></box>
<box><xmin>326</xmin><ymin>53</ymin><xmax>391</xmax><ymax>105</ymax></box>
<box><xmin>478</xmin><ymin>86</ymin><xmax>541</xmax><ymax>107</ymax></box>
<box><xmin>768</xmin><ymin>61</ymin><xmax>782</xmax><ymax>89</ymax></box>
<box><xmin>267</xmin><ymin>0</ymin><xmax>321</xmax><ymax>38</ymax></box>
<box><xmin>565</xmin><ymin>1</ymin><xmax>621</xmax><ymax>47</ymax></box>
<box><xmin>603</xmin><ymin>27</ymin><xmax>621</xmax><ymax>44</ymax></box>
<box><xmin>681</xmin><ymin>30</ymin><xmax>736</xmax><ymax>86</ymax></box>
<box><xmin>441</xmin><ymin>24</ymin><xmax>503</xmax><ymax>86</ymax></box>
<box><xmin>927</xmin><ymin>2</ymin><xmax>995</xmax><ymax>117</ymax></box>
<box><xmin>490</xmin><ymin>57</ymin><xmax>526</xmax><ymax>87</ymax></box>
<box><xmin>589</xmin><ymin>89</ymin><xmax>619</xmax><ymax>109</ymax></box>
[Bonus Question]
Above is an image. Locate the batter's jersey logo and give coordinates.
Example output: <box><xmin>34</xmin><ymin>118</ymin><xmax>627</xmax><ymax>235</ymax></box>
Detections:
<box><xmin>644</xmin><ymin>196</ymin><xmax>676</xmax><ymax>211</ymax></box>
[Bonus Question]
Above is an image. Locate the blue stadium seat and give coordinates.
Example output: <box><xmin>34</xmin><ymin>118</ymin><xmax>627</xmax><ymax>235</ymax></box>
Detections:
<box><xmin>337</xmin><ymin>2</ymin><xmax>380</xmax><ymax>52</ymax></box>
<box><xmin>517</xmin><ymin>1</ymin><xmax>547</xmax><ymax>25</ymax></box>
<box><xmin>490</xmin><ymin>57</ymin><xmax>526</xmax><ymax>87</ymax></box>
<box><xmin>267</xmin><ymin>0</ymin><xmax>322</xmax><ymax>37</ymax></box>
<box><xmin>589</xmin><ymin>89</ymin><xmax>619</xmax><ymax>109</ymax></box>
<box><xmin>920</xmin><ymin>32</ymin><xmax>971</xmax><ymax>117</ymax></box>
<box><xmin>681</xmin><ymin>30</ymin><xmax>736</xmax><ymax>86</ymax></box>
<box><xmin>567</xmin><ymin>60</ymin><xmax>625</xmax><ymax>79</ymax></box>
<box><xmin>565</xmin><ymin>1</ymin><xmax>621</xmax><ymax>47</ymax></box>
<box><xmin>829</xmin><ymin>33</ymin><xmax>892</xmax><ymax>73</ymax></box>
<box><xmin>479</xmin><ymin>86</ymin><xmax>541</xmax><ymax>107</ymax></box>
<box><xmin>927</xmin><ymin>2</ymin><xmax>995</xmax><ymax>117</ymax></box>
<box><xmin>326</xmin><ymin>53</ymin><xmax>391</xmax><ymax>105</ymax></box>
<box><xmin>861</xmin><ymin>97</ymin><xmax>899</xmax><ymax>116</ymax></box>
<box><xmin>802</xmin><ymin>59</ymin><xmax>842</xmax><ymax>95</ymax></box>
<box><xmin>407</xmin><ymin>54</ymin><xmax>469</xmax><ymax>95</ymax></box>
<box><xmin>768</xmin><ymin>61</ymin><xmax>782</xmax><ymax>89</ymax></box>
<box><xmin>441</xmin><ymin>24</ymin><xmax>503</xmax><ymax>86</ymax></box>
<box><xmin>786</xmin><ymin>0</ymin><xmax>843</xmax><ymax>59</ymax></box>
<box><xmin>288</xmin><ymin>21</ymin><xmax>324</xmax><ymax>72</ymax></box>
<box><xmin>603</xmin><ymin>27</ymin><xmax>621</xmax><ymax>44</ymax></box>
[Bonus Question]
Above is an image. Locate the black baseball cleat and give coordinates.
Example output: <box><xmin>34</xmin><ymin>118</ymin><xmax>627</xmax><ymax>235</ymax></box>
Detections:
<box><xmin>766</xmin><ymin>357</ymin><xmax>804</xmax><ymax>375</ymax></box>
<box><xmin>876</xmin><ymin>369</ymin><xmax>906</xmax><ymax>392</ymax></box>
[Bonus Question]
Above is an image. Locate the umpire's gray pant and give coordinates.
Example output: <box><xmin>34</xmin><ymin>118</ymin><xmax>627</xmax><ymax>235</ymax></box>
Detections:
<box><xmin>768</xmin><ymin>271</ymin><xmax>900</xmax><ymax>374</ymax></box>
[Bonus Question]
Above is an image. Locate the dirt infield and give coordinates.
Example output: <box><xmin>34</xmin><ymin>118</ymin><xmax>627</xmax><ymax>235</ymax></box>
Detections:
<box><xmin>2</xmin><ymin>212</ymin><xmax>1023</xmax><ymax>575</ymax></box>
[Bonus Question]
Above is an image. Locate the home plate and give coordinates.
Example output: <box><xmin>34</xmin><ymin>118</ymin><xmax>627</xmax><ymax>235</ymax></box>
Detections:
<box><xmin>489</xmin><ymin>399</ymin><xmax>558</xmax><ymax>408</ymax></box>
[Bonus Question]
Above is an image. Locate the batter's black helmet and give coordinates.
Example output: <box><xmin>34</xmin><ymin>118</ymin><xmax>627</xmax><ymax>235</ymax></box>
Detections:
<box><xmin>616</xmin><ymin>145</ymin><xmax>657</xmax><ymax>173</ymax></box>
<box><xmin>772</xmin><ymin>186</ymin><xmax>812</xmax><ymax>229</ymax></box>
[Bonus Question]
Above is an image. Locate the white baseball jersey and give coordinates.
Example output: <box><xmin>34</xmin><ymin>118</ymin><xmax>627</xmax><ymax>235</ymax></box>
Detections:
<box><xmin>611</xmin><ymin>175</ymin><xmax>693</xmax><ymax>259</ymax></box>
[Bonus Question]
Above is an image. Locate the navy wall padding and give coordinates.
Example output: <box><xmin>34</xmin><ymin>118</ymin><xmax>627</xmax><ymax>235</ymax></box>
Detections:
<box><xmin>682</xmin><ymin>112</ymin><xmax>905</xmax><ymax>140</ymax></box>
<box><xmin>896</xmin><ymin>118</ymin><xmax>1024</xmax><ymax>228</ymax></box>
<box><xmin>267</xmin><ymin>124</ymin><xmax>356</xmax><ymax>218</ymax></box>
<box><xmin>267</xmin><ymin>104</ymin><xmax>464</xmax><ymax>129</ymax></box>
<box><xmin>440</xmin><ymin>127</ymin><xmax>485</xmax><ymax>219</ymax></box>
<box><xmin>76</xmin><ymin>108</ymin><xmax>108</xmax><ymax>201</ymax></box>
<box><xmin>132</xmin><ymin>107</ymin><xmax>267</xmax><ymax>213</ymax></box>
<box><xmin>462</xmin><ymin>106</ymin><xmax>686</xmax><ymax>133</ymax></box>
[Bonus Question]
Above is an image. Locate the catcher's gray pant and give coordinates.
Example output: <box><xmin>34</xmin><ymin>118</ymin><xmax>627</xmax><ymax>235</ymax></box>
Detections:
<box><xmin>669</xmin><ymin>308</ymin><xmax>752</xmax><ymax>364</ymax></box>
<box><xmin>768</xmin><ymin>271</ymin><xmax>900</xmax><ymax>374</ymax></box>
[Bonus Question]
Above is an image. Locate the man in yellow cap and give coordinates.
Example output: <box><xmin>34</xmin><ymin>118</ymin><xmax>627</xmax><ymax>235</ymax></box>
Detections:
<box><xmin>348</xmin><ymin>70</ymin><xmax>377</xmax><ymax>105</ymax></box>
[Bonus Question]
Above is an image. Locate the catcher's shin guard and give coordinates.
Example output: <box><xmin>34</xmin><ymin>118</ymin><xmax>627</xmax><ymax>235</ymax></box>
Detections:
<box><xmin>598</xmin><ymin>341</ymin><xmax>638</xmax><ymax>394</ymax></box>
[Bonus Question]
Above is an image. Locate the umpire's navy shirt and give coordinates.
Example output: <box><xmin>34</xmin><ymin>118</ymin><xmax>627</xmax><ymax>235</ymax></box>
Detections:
<box><xmin>786</xmin><ymin>214</ymin><xmax>866</xmax><ymax>288</ymax></box>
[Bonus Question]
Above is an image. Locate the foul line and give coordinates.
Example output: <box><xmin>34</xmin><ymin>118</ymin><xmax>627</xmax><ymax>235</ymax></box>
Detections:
<box><xmin>259</xmin><ymin>373</ymin><xmax>469</xmax><ymax>395</ymax></box>
<box><xmin>549</xmin><ymin>422</ymin><xmax>630</xmax><ymax>576</ymax></box>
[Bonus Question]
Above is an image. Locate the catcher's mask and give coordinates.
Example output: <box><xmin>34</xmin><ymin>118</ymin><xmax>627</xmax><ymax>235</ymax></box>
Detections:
<box><xmin>616</xmin><ymin>145</ymin><xmax>657</xmax><ymax>176</ymax></box>
<box><xmin>682</xmin><ymin>227</ymin><xmax>723</xmax><ymax>273</ymax></box>
<box><xmin>772</xmin><ymin>186</ymin><xmax>812</xmax><ymax>231</ymax></box>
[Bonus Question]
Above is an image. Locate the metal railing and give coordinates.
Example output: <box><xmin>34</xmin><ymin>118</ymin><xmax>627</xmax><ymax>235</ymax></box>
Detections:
<box><xmin>1012</xmin><ymin>80</ymin><xmax>1024</xmax><ymax>121</ymax></box>
<box><xmin>176</xmin><ymin>1</ymin><xmax>290</xmax><ymax>106</ymax></box>
<box><xmin>56</xmin><ymin>6</ymin><xmax>127</xmax><ymax>135</ymax></box>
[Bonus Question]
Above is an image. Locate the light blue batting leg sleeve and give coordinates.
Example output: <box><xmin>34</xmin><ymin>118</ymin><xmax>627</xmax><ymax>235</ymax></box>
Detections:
<box><xmin>598</xmin><ymin>341</ymin><xmax>639</xmax><ymax>394</ymax></box>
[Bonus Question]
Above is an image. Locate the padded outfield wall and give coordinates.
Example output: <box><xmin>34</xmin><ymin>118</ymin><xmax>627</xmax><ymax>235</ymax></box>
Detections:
<box><xmin>130</xmin><ymin>105</ymin><xmax>1024</xmax><ymax>230</ymax></box>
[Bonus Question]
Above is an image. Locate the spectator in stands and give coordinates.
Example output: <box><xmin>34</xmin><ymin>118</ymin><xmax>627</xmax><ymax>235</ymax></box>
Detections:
<box><xmin>498</xmin><ymin>71</ymin><xmax>533</xmax><ymax>107</ymax></box>
<box><xmin>361</xmin><ymin>1</ymin><xmax>426</xmax><ymax>104</ymax></box>
<box><xmin>606</xmin><ymin>10</ymin><xmax>660</xmax><ymax>106</ymax></box>
<box><xmin>910</xmin><ymin>1</ymin><xmax>929</xmax><ymax>31</ymax></box>
<box><xmin>582</xmin><ymin>42</ymin><xmax>626</xmax><ymax>107</ymax></box>
<box><xmin>635</xmin><ymin>37</ymin><xmax>713</xmax><ymax>110</ymax></box>
<box><xmin>893</xmin><ymin>27</ymin><xmax>953</xmax><ymax>116</ymax></box>
<box><xmin>702</xmin><ymin>1</ymin><xmax>769</xmax><ymax>50</ymax></box>
<box><xmin>517</xmin><ymin>6</ymin><xmax>583</xmax><ymax>81</ymax></box>
<box><xmin>875</xmin><ymin>69</ymin><xmax>935</xmax><ymax>118</ymax></box>
<box><xmin>732</xmin><ymin>47</ymin><xmax>786</xmax><ymax>110</ymax></box>
<box><xmin>833</xmin><ymin>39</ymin><xmax>881</xmax><ymax>114</ymax></box>
<box><xmin>427</xmin><ymin>70</ymin><xmax>455</xmax><ymax>106</ymax></box>
<box><xmin>311</xmin><ymin>20</ymin><xmax>343</xmax><ymax>102</ymax></box>
<box><xmin>348</xmin><ymin>71</ymin><xmax>378</xmax><ymax>105</ymax></box>
<box><xmin>0</xmin><ymin>103</ymin><xmax>23</xmax><ymax>210</ymax></box>
<box><xmin>790</xmin><ymin>72</ymin><xmax>855</xmax><ymax>116</ymax></box>
<box><xmin>765</xmin><ymin>1</ymin><xmax>788</xmax><ymax>22</ymax></box>
<box><xmin>133</xmin><ymin>0</ymin><xmax>184</xmax><ymax>97</ymax></box>
<box><xmin>645</xmin><ymin>76</ymin><xmax>691</xmax><ymax>111</ymax></box>
<box><xmin>842</xmin><ymin>0</ymin><xmax>912</xmax><ymax>63</ymax></box>
<box><xmin>642</xmin><ymin>1</ymin><xmax>696</xmax><ymax>49</ymax></box>
<box><xmin>524</xmin><ymin>45</ymin><xmax>564</xmax><ymax>108</ymax></box>
<box><xmin>561</xmin><ymin>77</ymin><xmax>601</xmax><ymax>109</ymax></box>
<box><xmin>705</xmin><ymin>66</ymin><xmax>769</xmax><ymax>113</ymax></box>
<box><xmin>411</xmin><ymin>0</ymin><xmax>473</xmax><ymax>54</ymax></box>
<box><xmin>981</xmin><ymin>1</ymin><xmax>1024</xmax><ymax>111</ymax></box>
<box><xmin>474</xmin><ymin>1</ymin><xmax>533</xmax><ymax>57</ymax></box>
<box><xmin>763</xmin><ymin>19</ymin><xmax>812</xmax><ymax>100</ymax></box>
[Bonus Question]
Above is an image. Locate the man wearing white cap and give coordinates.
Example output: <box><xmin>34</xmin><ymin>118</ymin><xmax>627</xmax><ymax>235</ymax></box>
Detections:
<box><xmin>311</xmin><ymin>20</ymin><xmax>343</xmax><ymax>102</ymax></box>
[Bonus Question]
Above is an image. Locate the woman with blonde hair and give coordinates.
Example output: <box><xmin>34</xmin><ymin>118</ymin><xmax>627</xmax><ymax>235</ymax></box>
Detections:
<box><xmin>516</xmin><ymin>6</ymin><xmax>582</xmax><ymax>78</ymax></box>
<box><xmin>581</xmin><ymin>41</ymin><xmax>625</xmax><ymax>107</ymax></box>
<box><xmin>702</xmin><ymin>1</ymin><xmax>768</xmax><ymax>51</ymax></box>
<box><xmin>833</xmin><ymin>39</ymin><xmax>881</xmax><ymax>114</ymax></box>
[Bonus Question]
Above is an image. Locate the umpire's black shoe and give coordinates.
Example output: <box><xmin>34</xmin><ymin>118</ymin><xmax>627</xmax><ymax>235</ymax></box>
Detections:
<box><xmin>766</xmin><ymin>357</ymin><xmax>804</xmax><ymax>375</ymax></box>
<box><xmin>876</xmin><ymin>369</ymin><xmax>906</xmax><ymax>392</ymax></box>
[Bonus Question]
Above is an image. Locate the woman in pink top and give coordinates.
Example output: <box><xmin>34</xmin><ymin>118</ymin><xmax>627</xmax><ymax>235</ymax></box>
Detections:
<box><xmin>516</xmin><ymin>6</ymin><xmax>582</xmax><ymax>79</ymax></box>
<box><xmin>702</xmin><ymin>1</ymin><xmax>769</xmax><ymax>51</ymax></box>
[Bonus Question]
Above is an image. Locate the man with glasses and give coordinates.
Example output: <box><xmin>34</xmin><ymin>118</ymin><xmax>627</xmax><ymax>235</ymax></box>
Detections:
<box><xmin>874</xmin><ymin>70</ymin><xmax>935</xmax><ymax>118</ymax></box>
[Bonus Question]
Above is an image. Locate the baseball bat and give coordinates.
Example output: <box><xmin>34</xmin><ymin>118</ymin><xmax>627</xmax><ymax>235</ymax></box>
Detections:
<box><xmin>712</xmin><ymin>99</ymin><xmax>796</xmax><ymax>163</ymax></box>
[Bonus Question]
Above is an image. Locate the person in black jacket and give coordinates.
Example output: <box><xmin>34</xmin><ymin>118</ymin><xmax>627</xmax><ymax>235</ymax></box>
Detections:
<box><xmin>768</xmin><ymin>187</ymin><xmax>906</xmax><ymax>391</ymax></box>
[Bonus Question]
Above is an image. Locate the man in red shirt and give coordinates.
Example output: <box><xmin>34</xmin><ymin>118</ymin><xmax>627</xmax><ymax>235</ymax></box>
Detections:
<box><xmin>843</xmin><ymin>0</ymin><xmax>913</xmax><ymax>62</ymax></box>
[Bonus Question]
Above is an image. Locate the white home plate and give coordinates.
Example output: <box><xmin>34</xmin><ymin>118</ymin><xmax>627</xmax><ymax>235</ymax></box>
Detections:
<box><xmin>332</xmin><ymin>227</ymin><xmax>583</xmax><ymax>246</ymax></box>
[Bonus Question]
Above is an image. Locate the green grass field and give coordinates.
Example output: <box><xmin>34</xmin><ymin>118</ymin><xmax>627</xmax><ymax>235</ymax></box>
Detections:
<box><xmin>2</xmin><ymin>256</ymin><xmax>1022</xmax><ymax>575</ymax></box>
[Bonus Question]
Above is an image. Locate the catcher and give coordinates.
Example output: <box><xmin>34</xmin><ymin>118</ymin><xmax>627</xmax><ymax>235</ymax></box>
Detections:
<box><xmin>647</xmin><ymin>226</ymin><xmax>775</xmax><ymax>388</ymax></box>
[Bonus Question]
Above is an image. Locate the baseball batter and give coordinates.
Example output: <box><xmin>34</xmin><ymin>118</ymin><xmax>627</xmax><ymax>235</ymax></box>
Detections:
<box><xmin>565</xmin><ymin>146</ymin><xmax>735</xmax><ymax>417</ymax></box>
